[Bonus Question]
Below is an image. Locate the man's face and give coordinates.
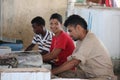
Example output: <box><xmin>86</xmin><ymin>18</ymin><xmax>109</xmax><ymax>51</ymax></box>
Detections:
<box><xmin>32</xmin><ymin>23</ymin><xmax>43</xmax><ymax>34</ymax></box>
<box><xmin>50</xmin><ymin>19</ymin><xmax>62</xmax><ymax>34</ymax></box>
<box><xmin>67</xmin><ymin>25</ymin><xmax>79</xmax><ymax>41</ymax></box>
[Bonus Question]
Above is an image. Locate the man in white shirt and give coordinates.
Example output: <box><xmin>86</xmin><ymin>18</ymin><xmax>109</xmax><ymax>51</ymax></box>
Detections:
<box><xmin>52</xmin><ymin>14</ymin><xmax>117</xmax><ymax>80</ymax></box>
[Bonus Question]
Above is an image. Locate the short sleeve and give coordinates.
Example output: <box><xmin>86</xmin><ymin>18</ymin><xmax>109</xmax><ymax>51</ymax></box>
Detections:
<box><xmin>32</xmin><ymin>35</ymin><xmax>37</xmax><ymax>44</ymax></box>
<box><xmin>71</xmin><ymin>39</ymin><xmax>93</xmax><ymax>65</ymax></box>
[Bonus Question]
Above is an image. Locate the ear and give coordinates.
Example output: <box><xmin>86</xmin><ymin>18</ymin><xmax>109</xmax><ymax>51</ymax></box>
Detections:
<box><xmin>76</xmin><ymin>25</ymin><xmax>81</xmax><ymax>31</ymax></box>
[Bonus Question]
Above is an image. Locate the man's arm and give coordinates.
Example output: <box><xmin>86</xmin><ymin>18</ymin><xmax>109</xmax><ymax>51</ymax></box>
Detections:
<box><xmin>52</xmin><ymin>59</ymin><xmax>80</xmax><ymax>75</ymax></box>
<box><xmin>25</xmin><ymin>43</ymin><xmax>35</xmax><ymax>51</ymax></box>
<box><xmin>42</xmin><ymin>48</ymin><xmax>62</xmax><ymax>62</ymax></box>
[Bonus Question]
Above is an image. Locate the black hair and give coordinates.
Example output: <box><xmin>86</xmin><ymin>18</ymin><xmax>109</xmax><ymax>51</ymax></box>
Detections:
<box><xmin>31</xmin><ymin>16</ymin><xmax>45</xmax><ymax>27</ymax></box>
<box><xmin>64</xmin><ymin>14</ymin><xmax>88</xmax><ymax>30</ymax></box>
<box><xmin>50</xmin><ymin>13</ymin><xmax>62</xmax><ymax>24</ymax></box>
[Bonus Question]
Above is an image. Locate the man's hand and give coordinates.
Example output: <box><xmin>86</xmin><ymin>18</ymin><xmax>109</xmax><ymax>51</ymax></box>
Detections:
<box><xmin>25</xmin><ymin>44</ymin><xmax>35</xmax><ymax>51</ymax></box>
<box><xmin>52</xmin><ymin>59</ymin><xmax>80</xmax><ymax>75</ymax></box>
<box><xmin>42</xmin><ymin>48</ymin><xmax>62</xmax><ymax>62</ymax></box>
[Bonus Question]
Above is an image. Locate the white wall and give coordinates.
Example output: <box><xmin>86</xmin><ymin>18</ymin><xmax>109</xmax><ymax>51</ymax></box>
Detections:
<box><xmin>74</xmin><ymin>7</ymin><xmax>120</xmax><ymax>59</ymax></box>
<box><xmin>0</xmin><ymin>0</ymin><xmax>67</xmax><ymax>48</ymax></box>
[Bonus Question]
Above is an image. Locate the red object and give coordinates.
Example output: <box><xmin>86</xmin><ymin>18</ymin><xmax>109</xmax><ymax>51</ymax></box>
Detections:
<box><xmin>105</xmin><ymin>0</ymin><xmax>112</xmax><ymax>7</ymax></box>
<box><xmin>50</xmin><ymin>31</ymin><xmax>75</xmax><ymax>66</ymax></box>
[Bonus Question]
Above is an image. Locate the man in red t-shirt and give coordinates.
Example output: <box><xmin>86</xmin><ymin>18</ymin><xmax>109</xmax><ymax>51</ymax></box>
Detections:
<box><xmin>42</xmin><ymin>13</ymin><xmax>75</xmax><ymax>68</ymax></box>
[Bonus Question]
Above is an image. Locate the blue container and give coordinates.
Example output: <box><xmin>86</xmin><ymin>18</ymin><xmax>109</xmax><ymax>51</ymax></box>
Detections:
<box><xmin>0</xmin><ymin>40</ymin><xmax>23</xmax><ymax>51</ymax></box>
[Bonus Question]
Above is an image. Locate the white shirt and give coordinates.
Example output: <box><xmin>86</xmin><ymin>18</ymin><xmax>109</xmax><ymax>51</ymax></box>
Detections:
<box><xmin>32</xmin><ymin>30</ymin><xmax>54</xmax><ymax>53</ymax></box>
<box><xmin>69</xmin><ymin>31</ymin><xmax>114</xmax><ymax>78</ymax></box>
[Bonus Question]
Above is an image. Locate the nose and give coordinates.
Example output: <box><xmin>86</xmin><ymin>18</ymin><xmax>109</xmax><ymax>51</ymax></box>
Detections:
<box><xmin>67</xmin><ymin>32</ymin><xmax>71</xmax><ymax>36</ymax></box>
<box><xmin>68</xmin><ymin>33</ymin><xmax>72</xmax><ymax>38</ymax></box>
<box><xmin>50</xmin><ymin>24</ymin><xmax>55</xmax><ymax>29</ymax></box>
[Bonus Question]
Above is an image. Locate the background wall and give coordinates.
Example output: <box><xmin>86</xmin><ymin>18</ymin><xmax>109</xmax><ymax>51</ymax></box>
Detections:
<box><xmin>1</xmin><ymin>0</ymin><xmax>67</xmax><ymax>49</ymax></box>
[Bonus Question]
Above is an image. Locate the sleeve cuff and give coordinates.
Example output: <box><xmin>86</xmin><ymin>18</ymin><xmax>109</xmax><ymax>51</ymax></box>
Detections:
<box><xmin>72</xmin><ymin>53</ymin><xmax>86</xmax><ymax>65</ymax></box>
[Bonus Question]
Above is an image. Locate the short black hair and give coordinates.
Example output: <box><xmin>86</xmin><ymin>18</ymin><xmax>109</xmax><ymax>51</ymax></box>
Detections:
<box><xmin>50</xmin><ymin>13</ymin><xmax>62</xmax><ymax>24</ymax></box>
<box><xmin>31</xmin><ymin>16</ymin><xmax>45</xmax><ymax>27</ymax></box>
<box><xmin>64</xmin><ymin>14</ymin><xmax>88</xmax><ymax>30</ymax></box>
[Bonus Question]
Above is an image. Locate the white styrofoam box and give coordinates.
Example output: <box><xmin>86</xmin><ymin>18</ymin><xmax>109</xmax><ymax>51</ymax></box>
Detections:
<box><xmin>0</xmin><ymin>68</ymin><xmax>51</xmax><ymax>80</ymax></box>
<box><xmin>0</xmin><ymin>65</ymin><xmax>10</xmax><ymax>69</ymax></box>
<box><xmin>16</xmin><ymin>52</ymin><xmax>43</xmax><ymax>67</ymax></box>
<box><xmin>68</xmin><ymin>0</ymin><xmax>76</xmax><ymax>3</ymax></box>
<box><xmin>0</xmin><ymin>46</ymin><xmax>11</xmax><ymax>54</ymax></box>
<box><xmin>41</xmin><ymin>63</ymin><xmax>51</xmax><ymax>70</ymax></box>
<box><xmin>52</xmin><ymin>78</ymin><xmax>89</xmax><ymax>80</ymax></box>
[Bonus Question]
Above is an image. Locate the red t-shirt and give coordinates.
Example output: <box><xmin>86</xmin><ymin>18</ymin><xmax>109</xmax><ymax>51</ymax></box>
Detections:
<box><xmin>50</xmin><ymin>31</ymin><xmax>75</xmax><ymax>66</ymax></box>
